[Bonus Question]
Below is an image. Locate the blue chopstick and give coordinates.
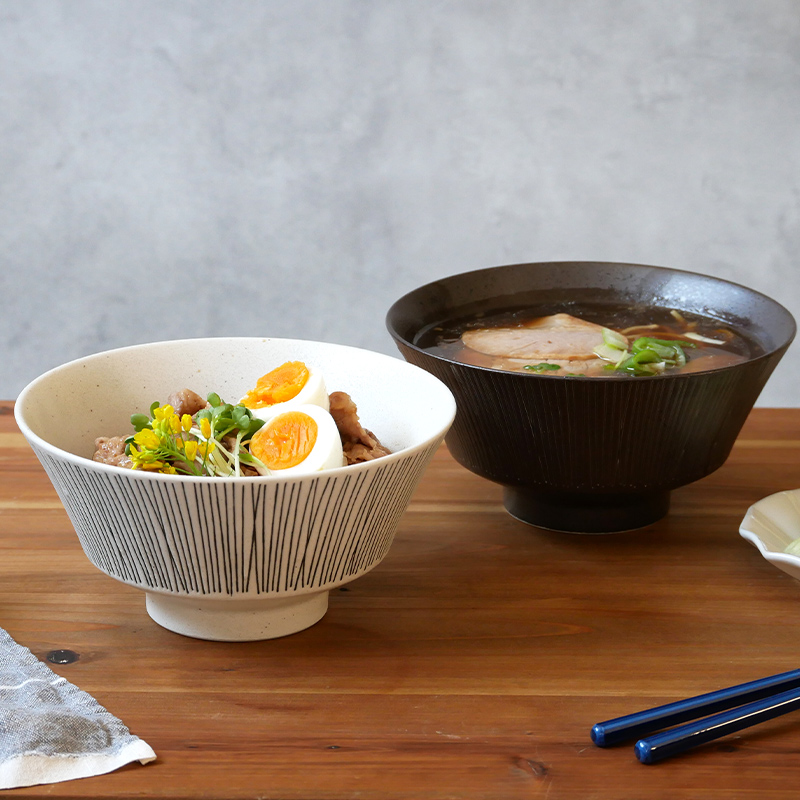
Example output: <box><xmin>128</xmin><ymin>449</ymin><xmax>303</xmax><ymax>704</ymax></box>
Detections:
<box><xmin>635</xmin><ymin>685</ymin><xmax>800</xmax><ymax>764</ymax></box>
<box><xmin>591</xmin><ymin>668</ymin><xmax>800</xmax><ymax>748</ymax></box>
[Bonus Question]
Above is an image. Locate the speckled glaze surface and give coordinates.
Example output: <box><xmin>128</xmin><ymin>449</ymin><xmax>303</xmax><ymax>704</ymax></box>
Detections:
<box><xmin>387</xmin><ymin>261</ymin><xmax>795</xmax><ymax>534</ymax></box>
<box><xmin>15</xmin><ymin>338</ymin><xmax>456</xmax><ymax>640</ymax></box>
<box><xmin>740</xmin><ymin>490</ymin><xmax>800</xmax><ymax>583</ymax></box>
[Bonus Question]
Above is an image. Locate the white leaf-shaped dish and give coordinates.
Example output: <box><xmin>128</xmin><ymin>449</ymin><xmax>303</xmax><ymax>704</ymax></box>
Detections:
<box><xmin>740</xmin><ymin>489</ymin><xmax>800</xmax><ymax>581</ymax></box>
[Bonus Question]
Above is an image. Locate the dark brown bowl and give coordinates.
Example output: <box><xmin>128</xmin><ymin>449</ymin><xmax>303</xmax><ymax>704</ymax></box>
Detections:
<box><xmin>386</xmin><ymin>261</ymin><xmax>796</xmax><ymax>533</ymax></box>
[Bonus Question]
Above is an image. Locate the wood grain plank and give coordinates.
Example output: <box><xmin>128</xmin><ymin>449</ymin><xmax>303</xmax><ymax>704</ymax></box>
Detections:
<box><xmin>3</xmin><ymin>401</ymin><xmax>800</xmax><ymax>799</ymax></box>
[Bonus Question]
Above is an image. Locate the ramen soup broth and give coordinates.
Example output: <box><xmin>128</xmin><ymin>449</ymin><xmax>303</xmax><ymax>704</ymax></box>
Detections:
<box><xmin>415</xmin><ymin>302</ymin><xmax>759</xmax><ymax>378</ymax></box>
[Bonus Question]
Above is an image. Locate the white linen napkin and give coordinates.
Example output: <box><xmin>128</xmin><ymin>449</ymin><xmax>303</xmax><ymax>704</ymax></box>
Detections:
<box><xmin>0</xmin><ymin>627</ymin><xmax>156</xmax><ymax>790</ymax></box>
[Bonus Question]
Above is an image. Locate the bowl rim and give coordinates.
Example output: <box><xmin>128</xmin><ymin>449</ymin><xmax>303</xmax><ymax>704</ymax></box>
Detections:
<box><xmin>386</xmin><ymin>260</ymin><xmax>797</xmax><ymax>382</ymax></box>
<box><xmin>14</xmin><ymin>335</ymin><xmax>457</xmax><ymax>485</ymax></box>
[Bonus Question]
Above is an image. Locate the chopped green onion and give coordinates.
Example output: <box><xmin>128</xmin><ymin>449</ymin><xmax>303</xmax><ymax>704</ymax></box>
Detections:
<box><xmin>523</xmin><ymin>363</ymin><xmax>561</xmax><ymax>372</ymax></box>
<box><xmin>594</xmin><ymin>342</ymin><xmax>629</xmax><ymax>365</ymax></box>
<box><xmin>615</xmin><ymin>350</ymin><xmax>667</xmax><ymax>376</ymax></box>
<box><xmin>631</xmin><ymin>339</ymin><xmax>673</xmax><ymax>360</ymax></box>
<box><xmin>601</xmin><ymin>336</ymin><xmax>695</xmax><ymax>376</ymax></box>
<box><xmin>602</xmin><ymin>327</ymin><xmax>629</xmax><ymax>350</ymax></box>
<box><xmin>594</xmin><ymin>328</ymin><xmax>631</xmax><ymax>366</ymax></box>
<box><xmin>633</xmin><ymin>349</ymin><xmax>662</xmax><ymax>364</ymax></box>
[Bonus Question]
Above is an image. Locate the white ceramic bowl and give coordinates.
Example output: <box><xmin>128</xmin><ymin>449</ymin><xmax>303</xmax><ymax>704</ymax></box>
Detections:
<box><xmin>15</xmin><ymin>338</ymin><xmax>456</xmax><ymax>641</ymax></box>
<box><xmin>740</xmin><ymin>489</ymin><xmax>800</xmax><ymax>582</ymax></box>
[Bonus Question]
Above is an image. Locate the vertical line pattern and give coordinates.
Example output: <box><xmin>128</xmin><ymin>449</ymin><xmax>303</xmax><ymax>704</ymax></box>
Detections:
<box><xmin>31</xmin><ymin>440</ymin><xmax>440</xmax><ymax>597</ymax></box>
<box><xmin>411</xmin><ymin>353</ymin><xmax>778</xmax><ymax>494</ymax></box>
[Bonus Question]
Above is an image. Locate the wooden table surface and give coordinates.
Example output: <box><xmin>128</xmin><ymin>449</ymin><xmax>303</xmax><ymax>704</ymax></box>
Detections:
<box><xmin>3</xmin><ymin>401</ymin><xmax>800</xmax><ymax>799</ymax></box>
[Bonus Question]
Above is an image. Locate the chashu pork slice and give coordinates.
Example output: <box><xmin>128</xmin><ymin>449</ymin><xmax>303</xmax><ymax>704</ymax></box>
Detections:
<box><xmin>461</xmin><ymin>313</ymin><xmax>607</xmax><ymax>361</ymax></box>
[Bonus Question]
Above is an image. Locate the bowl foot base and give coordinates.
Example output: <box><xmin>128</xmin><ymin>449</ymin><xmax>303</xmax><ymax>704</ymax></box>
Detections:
<box><xmin>145</xmin><ymin>590</ymin><xmax>329</xmax><ymax>641</ymax></box>
<box><xmin>503</xmin><ymin>488</ymin><xmax>670</xmax><ymax>534</ymax></box>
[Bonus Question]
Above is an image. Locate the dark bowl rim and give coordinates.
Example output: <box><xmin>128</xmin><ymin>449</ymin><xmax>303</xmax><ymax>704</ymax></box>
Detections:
<box><xmin>386</xmin><ymin>260</ymin><xmax>797</xmax><ymax>382</ymax></box>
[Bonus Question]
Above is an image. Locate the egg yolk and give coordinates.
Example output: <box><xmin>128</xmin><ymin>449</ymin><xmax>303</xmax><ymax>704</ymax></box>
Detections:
<box><xmin>242</xmin><ymin>361</ymin><xmax>310</xmax><ymax>409</ymax></box>
<box><xmin>249</xmin><ymin>411</ymin><xmax>318</xmax><ymax>470</ymax></box>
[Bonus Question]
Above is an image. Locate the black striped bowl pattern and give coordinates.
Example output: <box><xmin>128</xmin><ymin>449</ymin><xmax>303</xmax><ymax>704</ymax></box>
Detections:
<box><xmin>387</xmin><ymin>261</ymin><xmax>796</xmax><ymax>534</ymax></box>
<box><xmin>15</xmin><ymin>338</ymin><xmax>456</xmax><ymax>640</ymax></box>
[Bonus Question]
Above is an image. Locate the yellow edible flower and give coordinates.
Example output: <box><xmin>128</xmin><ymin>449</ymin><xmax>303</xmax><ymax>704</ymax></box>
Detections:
<box><xmin>152</xmin><ymin>404</ymin><xmax>175</xmax><ymax>422</ymax></box>
<box><xmin>133</xmin><ymin>429</ymin><xmax>160</xmax><ymax>450</ymax></box>
<box><xmin>128</xmin><ymin>444</ymin><xmax>166</xmax><ymax>471</ymax></box>
<box><xmin>197</xmin><ymin>440</ymin><xmax>216</xmax><ymax>459</ymax></box>
<box><xmin>150</xmin><ymin>404</ymin><xmax>182</xmax><ymax>437</ymax></box>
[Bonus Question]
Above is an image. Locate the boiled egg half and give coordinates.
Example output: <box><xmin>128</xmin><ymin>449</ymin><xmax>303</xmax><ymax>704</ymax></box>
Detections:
<box><xmin>240</xmin><ymin>360</ymin><xmax>329</xmax><ymax>420</ymax></box>
<box><xmin>248</xmin><ymin>403</ymin><xmax>344</xmax><ymax>476</ymax></box>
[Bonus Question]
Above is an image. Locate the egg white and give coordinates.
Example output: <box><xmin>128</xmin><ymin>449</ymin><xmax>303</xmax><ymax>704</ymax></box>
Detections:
<box><xmin>251</xmin><ymin>403</ymin><xmax>344</xmax><ymax>476</ymax></box>
<box><xmin>243</xmin><ymin>364</ymin><xmax>330</xmax><ymax>422</ymax></box>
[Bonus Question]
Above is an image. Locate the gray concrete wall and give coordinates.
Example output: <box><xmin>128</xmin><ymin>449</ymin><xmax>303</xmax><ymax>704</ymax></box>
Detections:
<box><xmin>2</xmin><ymin>1</ymin><xmax>799</xmax><ymax>404</ymax></box>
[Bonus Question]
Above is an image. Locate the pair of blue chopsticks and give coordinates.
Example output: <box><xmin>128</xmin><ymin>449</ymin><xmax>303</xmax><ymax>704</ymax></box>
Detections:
<box><xmin>591</xmin><ymin>668</ymin><xmax>800</xmax><ymax>764</ymax></box>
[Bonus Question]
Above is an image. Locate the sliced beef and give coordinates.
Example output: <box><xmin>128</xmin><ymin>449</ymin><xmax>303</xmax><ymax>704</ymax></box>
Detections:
<box><xmin>328</xmin><ymin>391</ymin><xmax>391</xmax><ymax>465</ymax></box>
<box><xmin>165</xmin><ymin>388</ymin><xmax>207</xmax><ymax>417</ymax></box>
<box><xmin>93</xmin><ymin>436</ymin><xmax>132</xmax><ymax>468</ymax></box>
